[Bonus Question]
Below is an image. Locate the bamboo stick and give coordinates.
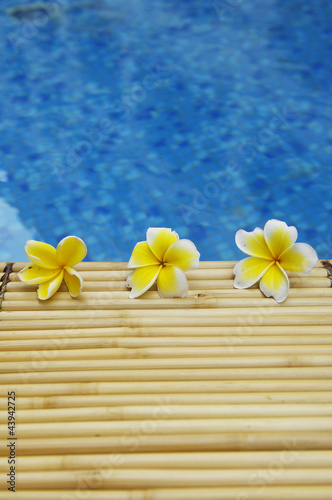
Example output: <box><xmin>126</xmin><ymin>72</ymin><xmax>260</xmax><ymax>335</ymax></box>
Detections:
<box><xmin>3</xmin><ymin>391</ymin><xmax>330</xmax><ymax>410</ymax></box>
<box><xmin>2</xmin><ymin>450</ymin><xmax>332</xmax><ymax>472</ymax></box>
<box><xmin>11</xmin><ymin>269</ymin><xmax>246</xmax><ymax>282</ymax></box>
<box><xmin>5</xmin><ymin>281</ymin><xmax>332</xmax><ymax>301</ymax></box>
<box><xmin>3</xmin><ymin>416</ymin><xmax>332</xmax><ymax>440</ymax></box>
<box><xmin>7</xmin><ymin>261</ymin><xmax>243</xmax><ymax>273</ymax></box>
<box><xmin>1</xmin><ymin>260</ymin><xmax>330</xmax><ymax>498</ymax></box>
<box><xmin>0</xmin><ymin>325</ymin><xmax>330</xmax><ymax>339</ymax></box>
<box><xmin>2</xmin><ymin>355</ymin><xmax>332</xmax><ymax>374</ymax></box>
<box><xmin>2</xmin><ymin>486</ymin><xmax>332</xmax><ymax>500</ymax></box>
<box><xmin>6</xmin><ymin>468</ymin><xmax>332</xmax><ymax>489</ymax></box>
<box><xmin>1</xmin><ymin>380</ymin><xmax>331</xmax><ymax>397</ymax></box>
<box><xmin>1</xmin><ymin>344</ymin><xmax>332</xmax><ymax>361</ymax></box>
<box><xmin>1</xmin><ymin>432</ymin><xmax>331</xmax><ymax>456</ymax></box>
<box><xmin>3</xmin><ymin>296</ymin><xmax>332</xmax><ymax>311</ymax></box>
<box><xmin>2</xmin><ymin>403</ymin><xmax>331</xmax><ymax>424</ymax></box>
<box><xmin>4</xmin><ymin>277</ymin><xmax>331</xmax><ymax>292</ymax></box>
<box><xmin>1</xmin><ymin>306</ymin><xmax>332</xmax><ymax>321</ymax></box>
<box><xmin>4</xmin><ymin>344</ymin><xmax>332</xmax><ymax>357</ymax></box>
<box><xmin>1</xmin><ymin>316</ymin><xmax>331</xmax><ymax>330</ymax></box>
<box><xmin>6</xmin><ymin>266</ymin><xmax>328</xmax><ymax>282</ymax></box>
<box><xmin>0</xmin><ymin>318</ymin><xmax>331</xmax><ymax>330</ymax></box>
<box><xmin>3</xmin><ymin>341</ymin><xmax>332</xmax><ymax>358</ymax></box>
<box><xmin>10</xmin><ymin>268</ymin><xmax>248</xmax><ymax>282</ymax></box>
<box><xmin>3</xmin><ymin>286</ymin><xmax>332</xmax><ymax>301</ymax></box>
<box><xmin>2</xmin><ymin>366</ymin><xmax>331</xmax><ymax>385</ymax></box>
<box><xmin>5</xmin><ymin>262</ymin><xmax>124</xmax><ymax>272</ymax></box>
<box><xmin>2</xmin><ymin>335</ymin><xmax>332</xmax><ymax>351</ymax></box>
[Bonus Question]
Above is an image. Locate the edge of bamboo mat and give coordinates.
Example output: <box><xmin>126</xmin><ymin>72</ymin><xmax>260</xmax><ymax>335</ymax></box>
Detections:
<box><xmin>1</xmin><ymin>260</ymin><xmax>329</xmax><ymax>271</ymax></box>
<box><xmin>0</xmin><ymin>486</ymin><xmax>331</xmax><ymax>500</ymax></box>
<box><xmin>1</xmin><ymin>259</ymin><xmax>331</xmax><ymax>496</ymax></box>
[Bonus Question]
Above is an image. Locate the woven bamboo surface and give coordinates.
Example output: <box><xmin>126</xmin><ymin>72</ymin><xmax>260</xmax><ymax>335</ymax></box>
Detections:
<box><xmin>0</xmin><ymin>260</ymin><xmax>332</xmax><ymax>499</ymax></box>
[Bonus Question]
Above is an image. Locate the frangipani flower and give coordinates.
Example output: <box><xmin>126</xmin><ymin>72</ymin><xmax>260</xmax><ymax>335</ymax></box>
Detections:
<box><xmin>233</xmin><ymin>219</ymin><xmax>318</xmax><ymax>303</ymax></box>
<box><xmin>19</xmin><ymin>236</ymin><xmax>87</xmax><ymax>300</ymax></box>
<box><xmin>127</xmin><ymin>227</ymin><xmax>200</xmax><ymax>298</ymax></box>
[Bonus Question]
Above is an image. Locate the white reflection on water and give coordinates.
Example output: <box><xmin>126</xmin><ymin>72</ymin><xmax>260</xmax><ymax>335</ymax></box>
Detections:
<box><xmin>0</xmin><ymin>198</ymin><xmax>38</xmax><ymax>262</ymax></box>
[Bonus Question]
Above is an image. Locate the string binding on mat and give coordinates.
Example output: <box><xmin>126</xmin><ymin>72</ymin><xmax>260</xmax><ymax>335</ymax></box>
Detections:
<box><xmin>322</xmin><ymin>260</ymin><xmax>332</xmax><ymax>287</ymax></box>
<box><xmin>0</xmin><ymin>262</ymin><xmax>14</xmax><ymax>308</ymax></box>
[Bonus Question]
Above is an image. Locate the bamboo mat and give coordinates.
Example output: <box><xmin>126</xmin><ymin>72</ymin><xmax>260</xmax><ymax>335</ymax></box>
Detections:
<box><xmin>1</xmin><ymin>260</ymin><xmax>332</xmax><ymax>499</ymax></box>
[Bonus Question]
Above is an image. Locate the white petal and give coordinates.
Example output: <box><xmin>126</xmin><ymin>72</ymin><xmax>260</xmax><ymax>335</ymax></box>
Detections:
<box><xmin>146</xmin><ymin>228</ymin><xmax>179</xmax><ymax>262</ymax></box>
<box><xmin>164</xmin><ymin>239</ymin><xmax>200</xmax><ymax>271</ymax></box>
<box><xmin>233</xmin><ymin>257</ymin><xmax>274</xmax><ymax>289</ymax></box>
<box><xmin>264</xmin><ymin>219</ymin><xmax>298</xmax><ymax>259</ymax></box>
<box><xmin>279</xmin><ymin>243</ymin><xmax>318</xmax><ymax>275</ymax></box>
<box><xmin>24</xmin><ymin>240</ymin><xmax>58</xmax><ymax>269</ymax></box>
<box><xmin>157</xmin><ymin>265</ymin><xmax>189</xmax><ymax>298</ymax></box>
<box><xmin>56</xmin><ymin>236</ymin><xmax>87</xmax><ymax>267</ymax></box>
<box><xmin>259</xmin><ymin>263</ymin><xmax>290</xmax><ymax>303</ymax></box>
<box><xmin>19</xmin><ymin>264</ymin><xmax>61</xmax><ymax>285</ymax></box>
<box><xmin>235</xmin><ymin>227</ymin><xmax>273</xmax><ymax>259</ymax></box>
<box><xmin>128</xmin><ymin>241</ymin><xmax>160</xmax><ymax>268</ymax></box>
<box><xmin>126</xmin><ymin>265</ymin><xmax>161</xmax><ymax>299</ymax></box>
<box><xmin>37</xmin><ymin>270</ymin><xmax>64</xmax><ymax>300</ymax></box>
<box><xmin>64</xmin><ymin>267</ymin><xmax>84</xmax><ymax>297</ymax></box>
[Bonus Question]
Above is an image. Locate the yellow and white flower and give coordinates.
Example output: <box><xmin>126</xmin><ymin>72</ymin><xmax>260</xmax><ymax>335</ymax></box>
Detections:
<box><xmin>127</xmin><ymin>227</ymin><xmax>200</xmax><ymax>298</ymax></box>
<box><xmin>233</xmin><ymin>219</ymin><xmax>318</xmax><ymax>302</ymax></box>
<box><xmin>19</xmin><ymin>236</ymin><xmax>87</xmax><ymax>300</ymax></box>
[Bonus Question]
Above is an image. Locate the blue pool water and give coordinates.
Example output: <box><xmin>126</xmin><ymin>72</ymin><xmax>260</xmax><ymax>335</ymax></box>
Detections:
<box><xmin>0</xmin><ymin>0</ymin><xmax>331</xmax><ymax>262</ymax></box>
